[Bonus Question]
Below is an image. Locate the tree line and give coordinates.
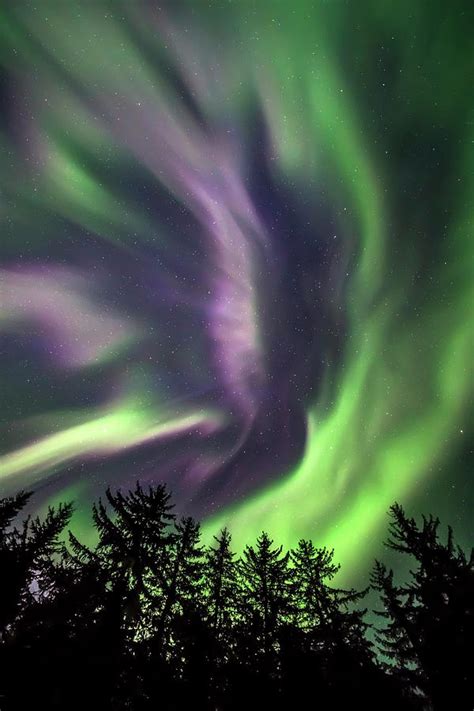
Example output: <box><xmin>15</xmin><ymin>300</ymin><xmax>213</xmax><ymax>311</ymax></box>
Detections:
<box><xmin>0</xmin><ymin>483</ymin><xmax>472</xmax><ymax>710</ymax></box>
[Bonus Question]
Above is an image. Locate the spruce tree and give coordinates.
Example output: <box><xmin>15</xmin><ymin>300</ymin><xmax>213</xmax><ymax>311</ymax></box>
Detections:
<box><xmin>68</xmin><ymin>482</ymin><xmax>178</xmax><ymax>708</ymax></box>
<box><xmin>204</xmin><ymin>528</ymin><xmax>239</xmax><ymax>704</ymax></box>
<box><xmin>205</xmin><ymin>528</ymin><xmax>237</xmax><ymax>636</ymax></box>
<box><xmin>238</xmin><ymin>531</ymin><xmax>291</xmax><ymax>684</ymax></box>
<box><xmin>0</xmin><ymin>492</ymin><xmax>74</xmax><ymax>709</ymax></box>
<box><xmin>0</xmin><ymin>492</ymin><xmax>72</xmax><ymax>635</ymax></box>
<box><xmin>372</xmin><ymin>503</ymin><xmax>474</xmax><ymax>711</ymax></box>
<box><xmin>285</xmin><ymin>539</ymin><xmax>378</xmax><ymax>706</ymax></box>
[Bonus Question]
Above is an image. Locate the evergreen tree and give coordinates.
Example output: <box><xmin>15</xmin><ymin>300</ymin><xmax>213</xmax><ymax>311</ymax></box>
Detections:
<box><xmin>284</xmin><ymin>539</ymin><xmax>379</xmax><ymax>706</ymax></box>
<box><xmin>67</xmin><ymin>482</ymin><xmax>178</xmax><ymax>708</ymax></box>
<box><xmin>0</xmin><ymin>493</ymin><xmax>74</xmax><ymax>710</ymax></box>
<box><xmin>0</xmin><ymin>491</ymin><xmax>31</xmax><ymax>534</ymax></box>
<box><xmin>169</xmin><ymin>517</ymin><xmax>208</xmax><ymax>706</ymax></box>
<box><xmin>237</xmin><ymin>530</ymin><xmax>291</xmax><ymax>705</ymax></box>
<box><xmin>372</xmin><ymin>503</ymin><xmax>474</xmax><ymax>711</ymax></box>
<box><xmin>150</xmin><ymin>515</ymin><xmax>202</xmax><ymax>652</ymax></box>
<box><xmin>0</xmin><ymin>491</ymin><xmax>72</xmax><ymax>635</ymax></box>
<box><xmin>291</xmin><ymin>540</ymin><xmax>369</xmax><ymax>647</ymax></box>
<box><xmin>0</xmin><ymin>490</ymin><xmax>32</xmax><ymax>636</ymax></box>
<box><xmin>205</xmin><ymin>528</ymin><xmax>237</xmax><ymax>637</ymax></box>
<box><xmin>0</xmin><ymin>487</ymin><xmax>470</xmax><ymax>710</ymax></box>
<box><xmin>89</xmin><ymin>482</ymin><xmax>176</xmax><ymax>622</ymax></box>
<box><xmin>203</xmin><ymin>528</ymin><xmax>239</xmax><ymax>705</ymax></box>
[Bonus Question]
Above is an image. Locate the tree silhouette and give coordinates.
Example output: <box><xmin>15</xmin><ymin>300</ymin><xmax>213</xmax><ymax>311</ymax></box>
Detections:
<box><xmin>283</xmin><ymin>539</ymin><xmax>391</xmax><ymax>708</ymax></box>
<box><xmin>75</xmin><ymin>482</ymin><xmax>180</xmax><ymax>707</ymax></box>
<box><xmin>0</xmin><ymin>492</ymin><xmax>72</xmax><ymax>636</ymax></box>
<box><xmin>235</xmin><ymin>532</ymin><xmax>291</xmax><ymax>704</ymax></box>
<box><xmin>163</xmin><ymin>516</ymin><xmax>208</xmax><ymax>705</ymax></box>
<box><xmin>205</xmin><ymin>528</ymin><xmax>237</xmax><ymax>638</ymax></box>
<box><xmin>0</xmin><ymin>488</ymin><xmax>471</xmax><ymax>710</ymax></box>
<box><xmin>372</xmin><ymin>503</ymin><xmax>474</xmax><ymax>711</ymax></box>
<box><xmin>0</xmin><ymin>490</ymin><xmax>33</xmax><ymax>637</ymax></box>
<box><xmin>0</xmin><ymin>493</ymin><xmax>74</xmax><ymax>709</ymax></box>
<box><xmin>202</xmin><ymin>528</ymin><xmax>241</xmax><ymax>706</ymax></box>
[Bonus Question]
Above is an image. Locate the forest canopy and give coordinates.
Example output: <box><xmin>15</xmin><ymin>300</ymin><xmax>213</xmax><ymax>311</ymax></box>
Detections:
<box><xmin>0</xmin><ymin>483</ymin><xmax>472</xmax><ymax>711</ymax></box>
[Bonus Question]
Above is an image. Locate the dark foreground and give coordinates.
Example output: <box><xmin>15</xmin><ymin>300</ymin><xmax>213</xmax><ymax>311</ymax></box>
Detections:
<box><xmin>0</xmin><ymin>483</ymin><xmax>472</xmax><ymax>710</ymax></box>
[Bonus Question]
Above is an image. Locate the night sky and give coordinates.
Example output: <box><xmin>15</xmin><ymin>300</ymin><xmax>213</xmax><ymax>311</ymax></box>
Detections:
<box><xmin>1</xmin><ymin>0</ymin><xmax>472</xmax><ymax>584</ymax></box>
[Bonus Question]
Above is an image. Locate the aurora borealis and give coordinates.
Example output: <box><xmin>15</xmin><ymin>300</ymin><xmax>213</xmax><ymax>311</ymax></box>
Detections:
<box><xmin>0</xmin><ymin>1</ymin><xmax>472</xmax><ymax>582</ymax></box>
